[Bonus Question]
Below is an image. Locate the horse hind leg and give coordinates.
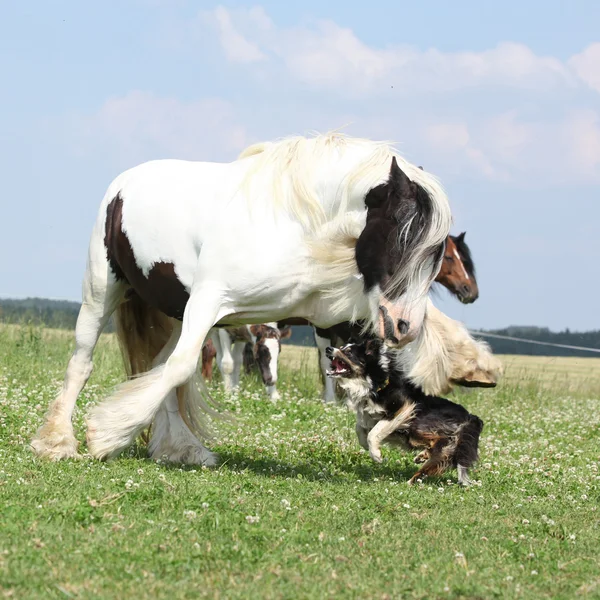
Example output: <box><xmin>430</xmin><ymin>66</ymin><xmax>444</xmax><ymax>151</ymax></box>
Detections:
<box><xmin>148</xmin><ymin>320</ymin><xmax>218</xmax><ymax>466</ymax></box>
<box><xmin>31</xmin><ymin>268</ymin><xmax>125</xmax><ymax>460</ymax></box>
<box><xmin>149</xmin><ymin>378</ymin><xmax>219</xmax><ymax>466</ymax></box>
<box><xmin>86</xmin><ymin>286</ymin><xmax>227</xmax><ymax>461</ymax></box>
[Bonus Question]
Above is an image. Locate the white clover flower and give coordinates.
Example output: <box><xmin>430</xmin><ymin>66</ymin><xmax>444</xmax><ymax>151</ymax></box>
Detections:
<box><xmin>245</xmin><ymin>515</ymin><xmax>260</xmax><ymax>524</ymax></box>
<box><xmin>183</xmin><ymin>510</ymin><xmax>197</xmax><ymax>520</ymax></box>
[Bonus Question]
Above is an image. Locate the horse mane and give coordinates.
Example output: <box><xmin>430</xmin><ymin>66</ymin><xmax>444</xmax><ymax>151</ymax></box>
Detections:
<box><xmin>237</xmin><ymin>132</ymin><xmax>452</xmax><ymax>330</ymax></box>
<box><xmin>451</xmin><ymin>233</ymin><xmax>476</xmax><ymax>278</ymax></box>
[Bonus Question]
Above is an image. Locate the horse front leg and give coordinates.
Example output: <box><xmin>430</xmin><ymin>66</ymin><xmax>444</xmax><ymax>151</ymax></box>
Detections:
<box><xmin>216</xmin><ymin>329</ymin><xmax>235</xmax><ymax>392</ymax></box>
<box><xmin>314</xmin><ymin>327</ymin><xmax>337</xmax><ymax>403</ymax></box>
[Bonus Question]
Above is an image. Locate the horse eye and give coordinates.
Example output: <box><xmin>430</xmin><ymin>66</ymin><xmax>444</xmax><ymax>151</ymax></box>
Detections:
<box><xmin>445</xmin><ymin>255</ymin><xmax>454</xmax><ymax>261</ymax></box>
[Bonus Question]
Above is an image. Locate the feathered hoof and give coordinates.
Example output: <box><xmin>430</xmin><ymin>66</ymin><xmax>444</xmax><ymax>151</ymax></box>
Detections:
<box><xmin>85</xmin><ymin>411</ymin><xmax>135</xmax><ymax>461</ymax></box>
<box><xmin>150</xmin><ymin>442</ymin><xmax>219</xmax><ymax>467</ymax></box>
<box><xmin>31</xmin><ymin>423</ymin><xmax>81</xmax><ymax>461</ymax></box>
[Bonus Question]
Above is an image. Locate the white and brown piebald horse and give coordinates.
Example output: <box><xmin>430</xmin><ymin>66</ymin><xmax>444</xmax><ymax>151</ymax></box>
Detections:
<box><xmin>208</xmin><ymin>323</ymin><xmax>290</xmax><ymax>400</ymax></box>
<box><xmin>31</xmin><ymin>133</ymin><xmax>451</xmax><ymax>465</ymax></box>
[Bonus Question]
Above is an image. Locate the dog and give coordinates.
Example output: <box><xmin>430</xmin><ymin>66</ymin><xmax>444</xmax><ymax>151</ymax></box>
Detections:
<box><xmin>325</xmin><ymin>339</ymin><xmax>484</xmax><ymax>486</ymax></box>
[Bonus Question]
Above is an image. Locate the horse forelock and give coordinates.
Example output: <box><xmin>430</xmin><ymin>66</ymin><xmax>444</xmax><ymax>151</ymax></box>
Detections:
<box><xmin>302</xmin><ymin>142</ymin><xmax>451</xmax><ymax>328</ymax></box>
<box><xmin>384</xmin><ymin>169</ymin><xmax>451</xmax><ymax>305</ymax></box>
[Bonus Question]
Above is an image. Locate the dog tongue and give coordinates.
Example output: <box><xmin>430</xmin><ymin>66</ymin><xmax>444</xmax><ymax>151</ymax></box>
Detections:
<box><xmin>331</xmin><ymin>358</ymin><xmax>347</xmax><ymax>372</ymax></box>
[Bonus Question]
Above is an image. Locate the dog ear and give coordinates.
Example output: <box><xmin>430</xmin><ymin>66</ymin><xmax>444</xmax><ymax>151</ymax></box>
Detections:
<box><xmin>451</xmin><ymin>368</ymin><xmax>497</xmax><ymax>388</ymax></box>
<box><xmin>364</xmin><ymin>339</ymin><xmax>382</xmax><ymax>356</ymax></box>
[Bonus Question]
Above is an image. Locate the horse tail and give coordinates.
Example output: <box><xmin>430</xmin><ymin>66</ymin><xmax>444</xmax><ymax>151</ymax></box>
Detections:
<box><xmin>114</xmin><ymin>292</ymin><xmax>223</xmax><ymax>444</ymax></box>
<box><xmin>113</xmin><ymin>291</ymin><xmax>174</xmax><ymax>378</ymax></box>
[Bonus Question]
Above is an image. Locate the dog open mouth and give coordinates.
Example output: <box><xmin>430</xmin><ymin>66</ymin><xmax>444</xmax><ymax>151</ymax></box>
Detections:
<box><xmin>326</xmin><ymin>355</ymin><xmax>353</xmax><ymax>378</ymax></box>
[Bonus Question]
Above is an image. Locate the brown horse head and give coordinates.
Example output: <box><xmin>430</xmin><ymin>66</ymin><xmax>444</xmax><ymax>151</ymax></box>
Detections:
<box><xmin>435</xmin><ymin>232</ymin><xmax>479</xmax><ymax>304</ymax></box>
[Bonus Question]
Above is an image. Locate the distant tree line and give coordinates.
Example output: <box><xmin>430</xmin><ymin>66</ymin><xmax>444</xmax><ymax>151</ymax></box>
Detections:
<box><xmin>1</xmin><ymin>298</ymin><xmax>599</xmax><ymax>357</ymax></box>
<box><xmin>0</xmin><ymin>297</ymin><xmax>115</xmax><ymax>333</ymax></box>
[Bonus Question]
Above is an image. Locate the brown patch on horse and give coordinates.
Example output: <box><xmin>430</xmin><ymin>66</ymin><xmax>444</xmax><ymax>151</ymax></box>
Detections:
<box><xmin>104</xmin><ymin>193</ymin><xmax>190</xmax><ymax>320</ymax></box>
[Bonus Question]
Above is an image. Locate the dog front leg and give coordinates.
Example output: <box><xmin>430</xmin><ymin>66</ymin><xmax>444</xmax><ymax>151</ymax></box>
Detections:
<box><xmin>367</xmin><ymin>419</ymin><xmax>398</xmax><ymax>463</ymax></box>
<box><xmin>366</xmin><ymin>403</ymin><xmax>416</xmax><ymax>463</ymax></box>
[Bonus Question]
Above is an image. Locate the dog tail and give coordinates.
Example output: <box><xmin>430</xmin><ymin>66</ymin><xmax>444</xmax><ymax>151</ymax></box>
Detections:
<box><xmin>454</xmin><ymin>414</ymin><xmax>484</xmax><ymax>469</ymax></box>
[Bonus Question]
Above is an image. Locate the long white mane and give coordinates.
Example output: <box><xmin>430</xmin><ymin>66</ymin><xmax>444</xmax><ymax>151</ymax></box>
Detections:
<box><xmin>238</xmin><ymin>132</ymin><xmax>452</xmax><ymax>327</ymax></box>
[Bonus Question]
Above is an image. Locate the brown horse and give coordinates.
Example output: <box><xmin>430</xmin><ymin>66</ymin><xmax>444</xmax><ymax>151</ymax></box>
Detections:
<box><xmin>435</xmin><ymin>232</ymin><xmax>478</xmax><ymax>304</ymax></box>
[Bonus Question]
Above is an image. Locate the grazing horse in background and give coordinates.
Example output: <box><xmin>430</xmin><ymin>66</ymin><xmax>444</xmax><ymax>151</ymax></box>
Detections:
<box><xmin>205</xmin><ymin>323</ymin><xmax>291</xmax><ymax>400</ymax></box>
<box><xmin>31</xmin><ymin>132</ymin><xmax>451</xmax><ymax>466</ymax></box>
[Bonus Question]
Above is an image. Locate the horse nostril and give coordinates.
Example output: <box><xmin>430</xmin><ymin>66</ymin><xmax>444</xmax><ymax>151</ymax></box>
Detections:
<box><xmin>397</xmin><ymin>319</ymin><xmax>410</xmax><ymax>335</ymax></box>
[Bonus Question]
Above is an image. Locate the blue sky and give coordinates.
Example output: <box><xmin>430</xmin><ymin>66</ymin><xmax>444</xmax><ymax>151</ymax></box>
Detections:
<box><xmin>2</xmin><ymin>1</ymin><xmax>599</xmax><ymax>331</ymax></box>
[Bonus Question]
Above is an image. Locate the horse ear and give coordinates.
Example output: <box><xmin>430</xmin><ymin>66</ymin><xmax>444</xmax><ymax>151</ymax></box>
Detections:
<box><xmin>250</xmin><ymin>324</ymin><xmax>263</xmax><ymax>341</ymax></box>
<box><xmin>457</xmin><ymin>232</ymin><xmax>466</xmax><ymax>242</ymax></box>
<box><xmin>389</xmin><ymin>157</ymin><xmax>416</xmax><ymax>199</ymax></box>
<box><xmin>417</xmin><ymin>165</ymin><xmax>424</xmax><ymax>170</ymax></box>
<box><xmin>279</xmin><ymin>326</ymin><xmax>292</xmax><ymax>340</ymax></box>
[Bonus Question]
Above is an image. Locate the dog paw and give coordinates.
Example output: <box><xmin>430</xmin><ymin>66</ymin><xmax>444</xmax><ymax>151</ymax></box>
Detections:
<box><xmin>413</xmin><ymin>451</ymin><xmax>428</xmax><ymax>464</ymax></box>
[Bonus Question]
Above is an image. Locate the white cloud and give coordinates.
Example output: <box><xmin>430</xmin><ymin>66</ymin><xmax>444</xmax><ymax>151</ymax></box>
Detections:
<box><xmin>201</xmin><ymin>8</ymin><xmax>575</xmax><ymax>94</ymax></box>
<box><xmin>562</xmin><ymin>109</ymin><xmax>600</xmax><ymax>176</ymax></box>
<box><xmin>69</xmin><ymin>91</ymin><xmax>247</xmax><ymax>167</ymax></box>
<box><xmin>86</xmin><ymin>8</ymin><xmax>600</xmax><ymax>185</ymax></box>
<box><xmin>210</xmin><ymin>6</ymin><xmax>266</xmax><ymax>63</ymax></box>
<box><xmin>569</xmin><ymin>43</ymin><xmax>600</xmax><ymax>94</ymax></box>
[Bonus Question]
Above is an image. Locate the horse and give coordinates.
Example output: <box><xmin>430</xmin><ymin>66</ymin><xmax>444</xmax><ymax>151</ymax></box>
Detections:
<box><xmin>31</xmin><ymin>132</ymin><xmax>452</xmax><ymax>465</ymax></box>
<box><xmin>311</xmin><ymin>231</ymin><xmax>480</xmax><ymax>401</ymax></box>
<box><xmin>435</xmin><ymin>232</ymin><xmax>478</xmax><ymax>304</ymax></box>
<box><xmin>205</xmin><ymin>323</ymin><xmax>291</xmax><ymax>400</ymax></box>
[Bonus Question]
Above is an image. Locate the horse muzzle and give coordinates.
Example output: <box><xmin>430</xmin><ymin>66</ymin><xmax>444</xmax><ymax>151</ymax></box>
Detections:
<box><xmin>377</xmin><ymin>299</ymin><xmax>421</xmax><ymax>348</ymax></box>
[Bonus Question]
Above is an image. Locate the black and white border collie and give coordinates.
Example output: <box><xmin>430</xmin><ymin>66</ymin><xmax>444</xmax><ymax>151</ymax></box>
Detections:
<box><xmin>326</xmin><ymin>340</ymin><xmax>483</xmax><ymax>486</ymax></box>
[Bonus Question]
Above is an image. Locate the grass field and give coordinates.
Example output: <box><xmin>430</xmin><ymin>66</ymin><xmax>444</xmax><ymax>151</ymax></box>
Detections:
<box><xmin>1</xmin><ymin>324</ymin><xmax>599</xmax><ymax>599</ymax></box>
